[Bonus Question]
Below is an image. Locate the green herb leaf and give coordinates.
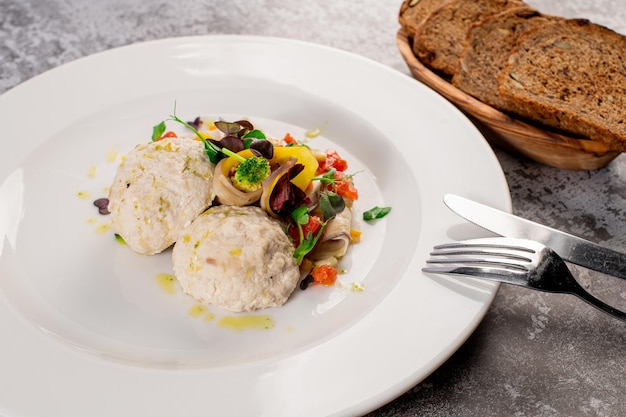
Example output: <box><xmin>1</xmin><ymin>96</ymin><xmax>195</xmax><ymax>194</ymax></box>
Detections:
<box><xmin>167</xmin><ymin>109</ymin><xmax>222</xmax><ymax>163</ymax></box>
<box><xmin>291</xmin><ymin>206</ymin><xmax>327</xmax><ymax>265</ymax></box>
<box><xmin>151</xmin><ymin>121</ymin><xmax>166</xmax><ymax>142</ymax></box>
<box><xmin>319</xmin><ymin>191</ymin><xmax>345</xmax><ymax>220</ymax></box>
<box><xmin>293</xmin><ymin>226</ymin><xmax>326</xmax><ymax>265</ymax></box>
<box><xmin>291</xmin><ymin>206</ymin><xmax>310</xmax><ymax>225</ymax></box>
<box><xmin>243</xmin><ymin>129</ymin><xmax>266</xmax><ymax>140</ymax></box>
<box><xmin>363</xmin><ymin>206</ymin><xmax>391</xmax><ymax>221</ymax></box>
<box><xmin>203</xmin><ymin>140</ymin><xmax>221</xmax><ymax>163</ymax></box>
<box><xmin>312</xmin><ymin>168</ymin><xmax>336</xmax><ymax>186</ymax></box>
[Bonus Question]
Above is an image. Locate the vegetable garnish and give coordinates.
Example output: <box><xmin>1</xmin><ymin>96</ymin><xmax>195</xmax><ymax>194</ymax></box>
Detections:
<box><xmin>162</xmin><ymin>112</ymin><xmax>221</xmax><ymax>163</ymax></box>
<box><xmin>114</xmin><ymin>233</ymin><xmax>126</xmax><ymax>245</ymax></box>
<box><xmin>319</xmin><ymin>191</ymin><xmax>345</xmax><ymax>219</ymax></box>
<box><xmin>312</xmin><ymin>264</ymin><xmax>338</xmax><ymax>286</ymax></box>
<box><xmin>282</xmin><ymin>132</ymin><xmax>298</xmax><ymax>145</ymax></box>
<box><xmin>288</xmin><ymin>208</ymin><xmax>322</xmax><ymax>245</ymax></box>
<box><xmin>291</xmin><ymin>206</ymin><xmax>328</xmax><ymax>265</ymax></box>
<box><xmin>290</xmin><ymin>205</ymin><xmax>311</xmax><ymax>239</ymax></box>
<box><xmin>312</xmin><ymin>169</ymin><xmax>360</xmax><ymax>201</ymax></box>
<box><xmin>155</xmin><ymin>104</ymin><xmax>273</xmax><ymax>164</ymax></box>
<box><xmin>299</xmin><ymin>275</ymin><xmax>315</xmax><ymax>290</ymax></box>
<box><xmin>93</xmin><ymin>197</ymin><xmax>110</xmax><ymax>215</ymax></box>
<box><xmin>269</xmin><ymin>164</ymin><xmax>308</xmax><ymax>216</ymax></box>
<box><xmin>363</xmin><ymin>206</ymin><xmax>391</xmax><ymax>221</ymax></box>
<box><xmin>317</xmin><ymin>149</ymin><xmax>348</xmax><ymax>173</ymax></box>
<box><xmin>155</xmin><ymin>106</ymin><xmax>274</xmax><ymax>192</ymax></box>
<box><xmin>151</xmin><ymin>121</ymin><xmax>166</xmax><ymax>141</ymax></box>
<box><xmin>213</xmin><ymin>120</ymin><xmax>273</xmax><ymax>159</ymax></box>
<box><xmin>271</xmin><ymin>146</ymin><xmax>318</xmax><ymax>191</ymax></box>
<box><xmin>231</xmin><ymin>155</ymin><xmax>271</xmax><ymax>192</ymax></box>
<box><xmin>312</xmin><ymin>168</ymin><xmax>337</xmax><ymax>187</ymax></box>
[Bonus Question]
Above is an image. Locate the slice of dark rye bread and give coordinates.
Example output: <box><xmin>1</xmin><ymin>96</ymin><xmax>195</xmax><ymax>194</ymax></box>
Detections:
<box><xmin>412</xmin><ymin>0</ymin><xmax>525</xmax><ymax>77</ymax></box>
<box><xmin>398</xmin><ymin>0</ymin><xmax>448</xmax><ymax>38</ymax></box>
<box><xmin>497</xmin><ymin>18</ymin><xmax>626</xmax><ymax>151</ymax></box>
<box><xmin>452</xmin><ymin>7</ymin><xmax>562</xmax><ymax>108</ymax></box>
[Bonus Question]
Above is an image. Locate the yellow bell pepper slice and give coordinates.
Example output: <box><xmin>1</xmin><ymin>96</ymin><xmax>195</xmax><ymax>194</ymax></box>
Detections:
<box><xmin>219</xmin><ymin>149</ymin><xmax>254</xmax><ymax>176</ymax></box>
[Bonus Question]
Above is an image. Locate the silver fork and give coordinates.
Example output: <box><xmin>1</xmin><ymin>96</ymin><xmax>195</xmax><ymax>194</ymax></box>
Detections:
<box><xmin>422</xmin><ymin>237</ymin><xmax>626</xmax><ymax>323</ymax></box>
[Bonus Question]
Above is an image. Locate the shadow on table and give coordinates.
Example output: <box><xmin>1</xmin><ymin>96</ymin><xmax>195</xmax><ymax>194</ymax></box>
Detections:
<box><xmin>366</xmin><ymin>285</ymin><xmax>626</xmax><ymax>417</ymax></box>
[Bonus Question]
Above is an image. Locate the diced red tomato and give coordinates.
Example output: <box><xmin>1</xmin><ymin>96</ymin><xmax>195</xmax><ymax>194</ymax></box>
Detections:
<box><xmin>156</xmin><ymin>131</ymin><xmax>178</xmax><ymax>141</ymax></box>
<box><xmin>317</xmin><ymin>149</ymin><xmax>348</xmax><ymax>173</ymax></box>
<box><xmin>332</xmin><ymin>171</ymin><xmax>358</xmax><ymax>200</ymax></box>
<box><xmin>312</xmin><ymin>264</ymin><xmax>338</xmax><ymax>286</ymax></box>
<box><xmin>283</xmin><ymin>132</ymin><xmax>298</xmax><ymax>145</ymax></box>
<box><xmin>336</xmin><ymin>178</ymin><xmax>358</xmax><ymax>200</ymax></box>
<box><xmin>288</xmin><ymin>215</ymin><xmax>322</xmax><ymax>245</ymax></box>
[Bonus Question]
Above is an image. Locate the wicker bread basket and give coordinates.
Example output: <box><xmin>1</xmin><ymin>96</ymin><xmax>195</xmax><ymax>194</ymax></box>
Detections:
<box><xmin>396</xmin><ymin>28</ymin><xmax>620</xmax><ymax>170</ymax></box>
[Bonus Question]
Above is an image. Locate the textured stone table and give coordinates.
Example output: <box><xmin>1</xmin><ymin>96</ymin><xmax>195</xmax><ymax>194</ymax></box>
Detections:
<box><xmin>2</xmin><ymin>0</ymin><xmax>625</xmax><ymax>416</ymax></box>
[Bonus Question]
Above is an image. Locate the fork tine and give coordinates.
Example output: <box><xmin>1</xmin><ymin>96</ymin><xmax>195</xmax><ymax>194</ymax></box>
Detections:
<box><xmin>421</xmin><ymin>264</ymin><xmax>529</xmax><ymax>286</ymax></box>
<box><xmin>425</xmin><ymin>257</ymin><xmax>530</xmax><ymax>272</ymax></box>
<box><xmin>429</xmin><ymin>248</ymin><xmax>533</xmax><ymax>263</ymax></box>
<box><xmin>429</xmin><ymin>240</ymin><xmax>536</xmax><ymax>265</ymax></box>
<box><xmin>432</xmin><ymin>241</ymin><xmax>535</xmax><ymax>253</ymax></box>
<box><xmin>424</xmin><ymin>238</ymin><xmax>541</xmax><ymax>286</ymax></box>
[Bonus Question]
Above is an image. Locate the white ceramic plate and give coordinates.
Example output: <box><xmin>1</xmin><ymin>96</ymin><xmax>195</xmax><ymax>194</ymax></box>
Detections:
<box><xmin>0</xmin><ymin>35</ymin><xmax>509</xmax><ymax>417</ymax></box>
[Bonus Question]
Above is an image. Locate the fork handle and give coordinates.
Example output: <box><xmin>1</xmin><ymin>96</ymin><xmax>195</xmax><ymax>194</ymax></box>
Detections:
<box><xmin>569</xmin><ymin>283</ymin><xmax>626</xmax><ymax>323</ymax></box>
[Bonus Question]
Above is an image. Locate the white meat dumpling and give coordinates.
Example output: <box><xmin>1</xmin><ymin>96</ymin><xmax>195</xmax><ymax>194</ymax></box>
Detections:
<box><xmin>108</xmin><ymin>137</ymin><xmax>215</xmax><ymax>255</ymax></box>
<box><xmin>173</xmin><ymin>206</ymin><xmax>300</xmax><ymax>312</ymax></box>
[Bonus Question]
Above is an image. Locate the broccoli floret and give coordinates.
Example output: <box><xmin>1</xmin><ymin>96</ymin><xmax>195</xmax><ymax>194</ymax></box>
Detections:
<box><xmin>231</xmin><ymin>156</ymin><xmax>271</xmax><ymax>192</ymax></box>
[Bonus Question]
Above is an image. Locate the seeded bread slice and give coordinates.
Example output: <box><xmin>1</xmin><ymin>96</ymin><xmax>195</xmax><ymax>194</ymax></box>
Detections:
<box><xmin>498</xmin><ymin>18</ymin><xmax>626</xmax><ymax>151</ymax></box>
<box><xmin>412</xmin><ymin>0</ymin><xmax>525</xmax><ymax>77</ymax></box>
<box><xmin>398</xmin><ymin>0</ymin><xmax>448</xmax><ymax>38</ymax></box>
<box><xmin>452</xmin><ymin>7</ymin><xmax>560</xmax><ymax>108</ymax></box>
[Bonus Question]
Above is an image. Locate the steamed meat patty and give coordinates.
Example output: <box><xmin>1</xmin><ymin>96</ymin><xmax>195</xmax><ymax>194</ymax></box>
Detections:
<box><xmin>108</xmin><ymin>137</ymin><xmax>215</xmax><ymax>255</ymax></box>
<box><xmin>173</xmin><ymin>206</ymin><xmax>300</xmax><ymax>312</ymax></box>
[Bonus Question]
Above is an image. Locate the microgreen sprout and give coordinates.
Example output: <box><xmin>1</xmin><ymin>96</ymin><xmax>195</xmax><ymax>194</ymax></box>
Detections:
<box><xmin>162</xmin><ymin>112</ymin><xmax>222</xmax><ymax>163</ymax></box>
<box><xmin>291</xmin><ymin>206</ymin><xmax>310</xmax><ymax>242</ymax></box>
<box><xmin>310</xmin><ymin>168</ymin><xmax>360</xmax><ymax>218</ymax></box>
<box><xmin>319</xmin><ymin>191</ymin><xmax>345</xmax><ymax>219</ymax></box>
<box><xmin>290</xmin><ymin>206</ymin><xmax>327</xmax><ymax>265</ymax></box>
<box><xmin>151</xmin><ymin>121</ymin><xmax>166</xmax><ymax>141</ymax></box>
<box><xmin>213</xmin><ymin>120</ymin><xmax>270</xmax><ymax>157</ymax></box>
<box><xmin>155</xmin><ymin>105</ymin><xmax>272</xmax><ymax>191</ymax></box>
<box><xmin>312</xmin><ymin>169</ymin><xmax>361</xmax><ymax>190</ymax></box>
<box><xmin>312</xmin><ymin>168</ymin><xmax>337</xmax><ymax>186</ymax></box>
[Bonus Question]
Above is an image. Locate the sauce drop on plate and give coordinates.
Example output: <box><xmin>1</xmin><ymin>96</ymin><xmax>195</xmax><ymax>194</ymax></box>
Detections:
<box><xmin>218</xmin><ymin>315</ymin><xmax>275</xmax><ymax>331</ymax></box>
<box><xmin>155</xmin><ymin>273</ymin><xmax>176</xmax><ymax>294</ymax></box>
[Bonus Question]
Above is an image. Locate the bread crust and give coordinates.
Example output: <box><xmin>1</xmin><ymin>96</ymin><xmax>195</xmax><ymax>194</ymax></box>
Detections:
<box><xmin>452</xmin><ymin>7</ymin><xmax>559</xmax><ymax>108</ymax></box>
<box><xmin>498</xmin><ymin>18</ymin><xmax>626</xmax><ymax>151</ymax></box>
<box><xmin>398</xmin><ymin>0</ymin><xmax>449</xmax><ymax>38</ymax></box>
<box><xmin>412</xmin><ymin>0</ymin><xmax>525</xmax><ymax>77</ymax></box>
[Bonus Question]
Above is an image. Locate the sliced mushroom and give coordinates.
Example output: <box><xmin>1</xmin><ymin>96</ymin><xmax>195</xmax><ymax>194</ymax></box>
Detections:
<box><xmin>308</xmin><ymin>206</ymin><xmax>352</xmax><ymax>261</ymax></box>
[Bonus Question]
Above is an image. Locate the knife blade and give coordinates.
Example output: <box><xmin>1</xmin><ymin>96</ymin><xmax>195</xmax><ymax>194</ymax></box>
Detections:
<box><xmin>444</xmin><ymin>193</ymin><xmax>626</xmax><ymax>280</ymax></box>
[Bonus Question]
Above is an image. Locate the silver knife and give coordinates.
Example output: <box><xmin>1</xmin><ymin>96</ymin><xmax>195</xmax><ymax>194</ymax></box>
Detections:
<box><xmin>444</xmin><ymin>193</ymin><xmax>626</xmax><ymax>280</ymax></box>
